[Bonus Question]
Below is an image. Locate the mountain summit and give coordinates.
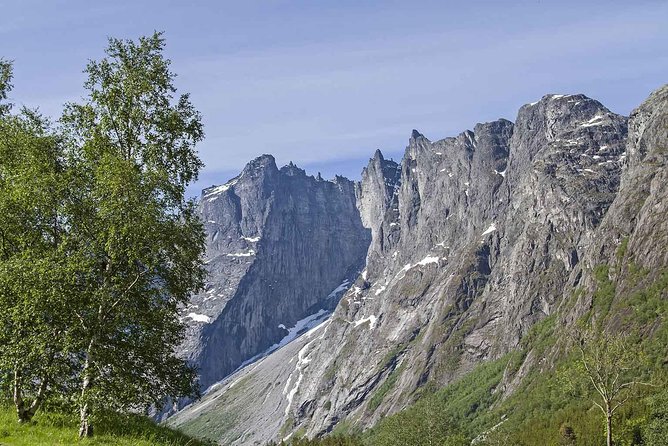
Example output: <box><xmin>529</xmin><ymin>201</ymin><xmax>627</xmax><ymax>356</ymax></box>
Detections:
<box><xmin>168</xmin><ymin>85</ymin><xmax>668</xmax><ymax>445</ymax></box>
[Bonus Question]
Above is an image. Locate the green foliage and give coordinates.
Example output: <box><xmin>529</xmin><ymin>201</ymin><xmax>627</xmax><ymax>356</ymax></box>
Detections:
<box><xmin>331</xmin><ymin>419</ymin><xmax>360</xmax><ymax>437</ymax></box>
<box><xmin>277</xmin><ymin>434</ymin><xmax>364</xmax><ymax>446</ymax></box>
<box><xmin>0</xmin><ymin>402</ymin><xmax>212</xmax><ymax>445</ymax></box>
<box><xmin>643</xmin><ymin>389</ymin><xmax>668</xmax><ymax>445</ymax></box>
<box><xmin>521</xmin><ymin>314</ymin><xmax>557</xmax><ymax>356</ymax></box>
<box><xmin>367</xmin><ymin>364</ymin><xmax>404</xmax><ymax>414</ymax></box>
<box><xmin>590</xmin><ymin>265</ymin><xmax>616</xmax><ymax>324</ymax></box>
<box><xmin>367</xmin><ymin>396</ymin><xmax>469</xmax><ymax>446</ymax></box>
<box><xmin>57</xmin><ymin>32</ymin><xmax>207</xmax><ymax>433</ymax></box>
<box><xmin>0</xmin><ymin>59</ymin><xmax>12</xmax><ymax>116</ymax></box>
<box><xmin>0</xmin><ymin>104</ymin><xmax>81</xmax><ymax>421</ymax></box>
<box><xmin>362</xmin><ymin>353</ymin><xmax>514</xmax><ymax>445</ymax></box>
<box><xmin>616</xmin><ymin>237</ymin><xmax>629</xmax><ymax>260</ymax></box>
<box><xmin>279</xmin><ymin>417</ymin><xmax>296</xmax><ymax>439</ymax></box>
<box><xmin>0</xmin><ymin>32</ymin><xmax>206</xmax><ymax>436</ymax></box>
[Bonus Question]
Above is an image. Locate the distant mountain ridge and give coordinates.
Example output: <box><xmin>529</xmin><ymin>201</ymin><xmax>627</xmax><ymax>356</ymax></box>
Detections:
<box><xmin>172</xmin><ymin>154</ymin><xmax>370</xmax><ymax>410</ymax></box>
<box><xmin>168</xmin><ymin>84</ymin><xmax>668</xmax><ymax>445</ymax></box>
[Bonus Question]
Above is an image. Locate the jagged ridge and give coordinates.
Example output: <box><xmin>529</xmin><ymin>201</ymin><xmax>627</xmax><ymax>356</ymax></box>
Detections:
<box><xmin>175</xmin><ymin>154</ymin><xmax>370</xmax><ymax>407</ymax></box>
<box><xmin>168</xmin><ymin>86</ymin><xmax>668</xmax><ymax>445</ymax></box>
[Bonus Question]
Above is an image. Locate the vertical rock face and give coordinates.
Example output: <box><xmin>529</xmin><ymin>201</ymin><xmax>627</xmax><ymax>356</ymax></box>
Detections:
<box><xmin>178</xmin><ymin>154</ymin><xmax>371</xmax><ymax>393</ymax></box>
<box><xmin>577</xmin><ymin>85</ymin><xmax>668</xmax><ymax>311</ymax></box>
<box><xmin>355</xmin><ymin>149</ymin><xmax>401</xmax><ymax>273</ymax></box>
<box><xmin>169</xmin><ymin>86</ymin><xmax>668</xmax><ymax>446</ymax></box>
<box><xmin>290</xmin><ymin>93</ymin><xmax>625</xmax><ymax>438</ymax></box>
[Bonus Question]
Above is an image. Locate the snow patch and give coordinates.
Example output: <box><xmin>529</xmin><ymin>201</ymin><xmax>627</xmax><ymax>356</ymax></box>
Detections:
<box><xmin>229</xmin><ymin>309</ymin><xmax>331</xmax><ymax>385</ymax></box>
<box><xmin>581</xmin><ymin>114</ymin><xmax>606</xmax><ymax>128</ymax></box>
<box><xmin>241</xmin><ymin>236</ymin><xmax>261</xmax><ymax>243</ymax></box>
<box><xmin>186</xmin><ymin>313</ymin><xmax>212</xmax><ymax>324</ymax></box>
<box><xmin>204</xmin><ymin>178</ymin><xmax>239</xmax><ymax>199</ymax></box>
<box><xmin>416</xmin><ymin>255</ymin><xmax>440</xmax><ymax>266</ymax></box>
<box><xmin>353</xmin><ymin>315</ymin><xmax>378</xmax><ymax>329</ymax></box>
<box><xmin>481</xmin><ymin>223</ymin><xmax>497</xmax><ymax>237</ymax></box>
<box><xmin>226</xmin><ymin>250</ymin><xmax>255</xmax><ymax>257</ymax></box>
<box><xmin>494</xmin><ymin>169</ymin><xmax>507</xmax><ymax>178</ymax></box>
<box><xmin>282</xmin><ymin>321</ymin><xmax>330</xmax><ymax>420</ymax></box>
<box><xmin>272</xmin><ymin>310</ymin><xmax>329</xmax><ymax>353</ymax></box>
<box><xmin>465</xmin><ymin>132</ymin><xmax>476</xmax><ymax>147</ymax></box>
<box><xmin>327</xmin><ymin>279</ymin><xmax>351</xmax><ymax>299</ymax></box>
<box><xmin>375</xmin><ymin>285</ymin><xmax>387</xmax><ymax>296</ymax></box>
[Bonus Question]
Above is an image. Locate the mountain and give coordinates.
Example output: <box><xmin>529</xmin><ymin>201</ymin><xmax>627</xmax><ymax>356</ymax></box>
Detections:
<box><xmin>168</xmin><ymin>85</ymin><xmax>667</xmax><ymax>445</ymax></box>
<box><xmin>174</xmin><ymin>154</ymin><xmax>370</xmax><ymax>407</ymax></box>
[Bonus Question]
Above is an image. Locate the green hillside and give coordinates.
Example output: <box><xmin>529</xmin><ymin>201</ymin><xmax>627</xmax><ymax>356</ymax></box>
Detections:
<box><xmin>280</xmin><ymin>266</ymin><xmax>668</xmax><ymax>446</ymax></box>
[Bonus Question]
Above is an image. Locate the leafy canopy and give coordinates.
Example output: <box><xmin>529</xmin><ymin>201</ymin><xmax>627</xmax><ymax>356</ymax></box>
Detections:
<box><xmin>60</xmin><ymin>32</ymin><xmax>207</xmax><ymax>418</ymax></box>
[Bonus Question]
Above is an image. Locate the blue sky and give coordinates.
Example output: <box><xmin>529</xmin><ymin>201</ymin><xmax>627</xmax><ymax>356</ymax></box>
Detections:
<box><xmin>2</xmin><ymin>1</ymin><xmax>667</xmax><ymax>196</ymax></box>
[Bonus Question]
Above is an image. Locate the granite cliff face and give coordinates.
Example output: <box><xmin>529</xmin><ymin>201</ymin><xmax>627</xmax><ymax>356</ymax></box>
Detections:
<box><xmin>177</xmin><ymin>154</ymin><xmax>370</xmax><ymax>396</ymax></box>
<box><xmin>169</xmin><ymin>86</ymin><xmax>667</xmax><ymax>445</ymax></box>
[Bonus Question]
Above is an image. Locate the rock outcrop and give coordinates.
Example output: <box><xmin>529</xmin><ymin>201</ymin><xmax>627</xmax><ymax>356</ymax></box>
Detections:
<box><xmin>169</xmin><ymin>85</ymin><xmax>668</xmax><ymax>446</ymax></box>
<box><xmin>177</xmin><ymin>154</ymin><xmax>370</xmax><ymax>399</ymax></box>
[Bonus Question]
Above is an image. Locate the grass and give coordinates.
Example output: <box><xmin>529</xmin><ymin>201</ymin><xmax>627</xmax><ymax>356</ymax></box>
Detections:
<box><xmin>0</xmin><ymin>403</ymin><xmax>212</xmax><ymax>446</ymax></box>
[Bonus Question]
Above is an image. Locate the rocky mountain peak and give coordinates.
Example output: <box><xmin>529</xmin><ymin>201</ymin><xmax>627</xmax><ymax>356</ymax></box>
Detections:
<box><xmin>173</xmin><ymin>157</ymin><xmax>371</xmax><ymax>406</ymax></box>
<box><xmin>280</xmin><ymin>160</ymin><xmax>307</xmax><ymax>177</ymax></box>
<box><xmin>626</xmin><ymin>84</ymin><xmax>668</xmax><ymax>168</ymax></box>
<box><xmin>169</xmin><ymin>85</ymin><xmax>668</xmax><ymax>446</ymax></box>
<box><xmin>411</xmin><ymin>128</ymin><xmax>424</xmax><ymax>139</ymax></box>
<box><xmin>241</xmin><ymin>153</ymin><xmax>278</xmax><ymax>174</ymax></box>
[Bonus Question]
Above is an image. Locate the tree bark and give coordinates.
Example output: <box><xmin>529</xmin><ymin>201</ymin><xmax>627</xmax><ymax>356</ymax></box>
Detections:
<box><xmin>13</xmin><ymin>368</ymin><xmax>48</xmax><ymax>423</ymax></box>
<box><xmin>13</xmin><ymin>369</ymin><xmax>27</xmax><ymax>423</ymax></box>
<box><xmin>78</xmin><ymin>338</ymin><xmax>95</xmax><ymax>438</ymax></box>
<box><xmin>606</xmin><ymin>410</ymin><xmax>612</xmax><ymax>446</ymax></box>
<box><xmin>79</xmin><ymin>401</ymin><xmax>93</xmax><ymax>438</ymax></box>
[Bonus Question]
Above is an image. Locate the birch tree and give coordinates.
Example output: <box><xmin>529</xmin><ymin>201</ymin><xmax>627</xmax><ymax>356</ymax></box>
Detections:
<box><xmin>0</xmin><ymin>64</ymin><xmax>79</xmax><ymax>422</ymax></box>
<box><xmin>575</xmin><ymin>331</ymin><xmax>651</xmax><ymax>446</ymax></box>
<box><xmin>61</xmin><ymin>32</ymin><xmax>206</xmax><ymax>437</ymax></box>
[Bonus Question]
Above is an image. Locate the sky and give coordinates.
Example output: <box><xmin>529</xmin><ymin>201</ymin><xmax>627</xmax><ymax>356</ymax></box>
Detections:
<box><xmin>2</xmin><ymin>0</ymin><xmax>667</xmax><ymax>196</ymax></box>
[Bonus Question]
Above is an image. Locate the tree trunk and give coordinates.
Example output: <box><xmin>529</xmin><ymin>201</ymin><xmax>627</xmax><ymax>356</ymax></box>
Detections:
<box><xmin>13</xmin><ymin>368</ymin><xmax>48</xmax><ymax>423</ymax></box>
<box><xmin>78</xmin><ymin>339</ymin><xmax>95</xmax><ymax>438</ymax></box>
<box><xmin>79</xmin><ymin>401</ymin><xmax>93</xmax><ymax>438</ymax></box>
<box><xmin>13</xmin><ymin>370</ymin><xmax>28</xmax><ymax>423</ymax></box>
<box><xmin>606</xmin><ymin>410</ymin><xmax>612</xmax><ymax>446</ymax></box>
